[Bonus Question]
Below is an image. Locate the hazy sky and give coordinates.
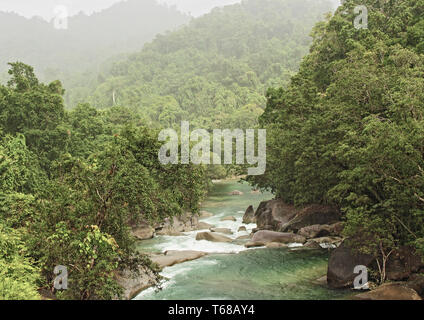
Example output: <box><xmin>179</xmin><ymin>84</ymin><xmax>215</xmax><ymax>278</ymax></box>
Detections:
<box><xmin>0</xmin><ymin>0</ymin><xmax>243</xmax><ymax>20</ymax></box>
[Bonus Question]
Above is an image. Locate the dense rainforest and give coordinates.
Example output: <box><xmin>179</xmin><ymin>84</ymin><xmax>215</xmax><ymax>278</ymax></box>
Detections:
<box><xmin>3</xmin><ymin>0</ymin><xmax>424</xmax><ymax>301</ymax></box>
<box><xmin>70</xmin><ymin>0</ymin><xmax>334</xmax><ymax>129</ymax></box>
<box><xmin>0</xmin><ymin>0</ymin><xmax>334</xmax><ymax>300</ymax></box>
<box><xmin>0</xmin><ymin>63</ymin><xmax>206</xmax><ymax>299</ymax></box>
<box><xmin>249</xmin><ymin>0</ymin><xmax>424</xmax><ymax>263</ymax></box>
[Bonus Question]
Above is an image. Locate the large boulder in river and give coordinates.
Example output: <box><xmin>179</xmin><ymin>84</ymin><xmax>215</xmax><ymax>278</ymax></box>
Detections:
<box><xmin>254</xmin><ymin>199</ymin><xmax>298</xmax><ymax>231</ymax></box>
<box><xmin>353</xmin><ymin>283</ymin><xmax>422</xmax><ymax>300</ymax></box>
<box><xmin>298</xmin><ymin>222</ymin><xmax>343</xmax><ymax>239</ymax></box>
<box><xmin>281</xmin><ymin>205</ymin><xmax>341</xmax><ymax>233</ymax></box>
<box><xmin>156</xmin><ymin>212</ymin><xmax>199</xmax><ymax>236</ymax></box>
<box><xmin>327</xmin><ymin>240</ymin><xmax>375</xmax><ymax>289</ymax></box>
<box><xmin>385</xmin><ymin>246</ymin><xmax>424</xmax><ymax>281</ymax></box>
<box><xmin>242</xmin><ymin>205</ymin><xmax>255</xmax><ymax>224</ymax></box>
<box><xmin>196</xmin><ymin>222</ymin><xmax>214</xmax><ymax>230</ymax></box>
<box><xmin>252</xmin><ymin>230</ymin><xmax>306</xmax><ymax>244</ymax></box>
<box><xmin>196</xmin><ymin>232</ymin><xmax>232</xmax><ymax>243</ymax></box>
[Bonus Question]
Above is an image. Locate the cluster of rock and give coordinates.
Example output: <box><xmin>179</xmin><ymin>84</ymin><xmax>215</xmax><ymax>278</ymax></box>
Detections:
<box><xmin>130</xmin><ymin>212</ymin><xmax>215</xmax><ymax>240</ymax></box>
<box><xmin>244</xmin><ymin>198</ymin><xmax>424</xmax><ymax>300</ymax></box>
<box><xmin>242</xmin><ymin>199</ymin><xmax>343</xmax><ymax>249</ymax></box>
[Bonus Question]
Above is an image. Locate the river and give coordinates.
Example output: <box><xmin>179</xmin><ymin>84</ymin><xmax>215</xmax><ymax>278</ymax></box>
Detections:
<box><xmin>134</xmin><ymin>180</ymin><xmax>350</xmax><ymax>300</ymax></box>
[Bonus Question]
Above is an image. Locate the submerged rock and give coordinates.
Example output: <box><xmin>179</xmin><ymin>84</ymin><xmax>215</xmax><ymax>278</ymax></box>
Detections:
<box><xmin>210</xmin><ymin>227</ymin><xmax>233</xmax><ymax>235</ymax></box>
<box><xmin>229</xmin><ymin>190</ymin><xmax>244</xmax><ymax>196</ymax></box>
<box><xmin>220</xmin><ymin>216</ymin><xmax>237</xmax><ymax>222</ymax></box>
<box><xmin>245</xmin><ymin>241</ymin><xmax>265</xmax><ymax>248</ymax></box>
<box><xmin>242</xmin><ymin>205</ymin><xmax>255</xmax><ymax>224</ymax></box>
<box><xmin>265</xmin><ymin>242</ymin><xmax>288</xmax><ymax>249</ymax></box>
<box><xmin>195</xmin><ymin>232</ymin><xmax>232</xmax><ymax>243</ymax></box>
<box><xmin>196</xmin><ymin>221</ymin><xmax>214</xmax><ymax>230</ymax></box>
<box><xmin>251</xmin><ymin>230</ymin><xmax>306</xmax><ymax>244</ymax></box>
<box><xmin>151</xmin><ymin>251</ymin><xmax>207</xmax><ymax>269</ymax></box>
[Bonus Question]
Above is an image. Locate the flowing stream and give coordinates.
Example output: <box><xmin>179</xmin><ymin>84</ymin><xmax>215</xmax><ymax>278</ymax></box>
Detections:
<box><xmin>135</xmin><ymin>180</ymin><xmax>351</xmax><ymax>300</ymax></box>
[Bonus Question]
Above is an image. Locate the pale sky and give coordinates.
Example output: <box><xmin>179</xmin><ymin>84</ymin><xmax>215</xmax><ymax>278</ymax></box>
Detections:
<box><xmin>0</xmin><ymin>0</ymin><xmax>243</xmax><ymax>20</ymax></box>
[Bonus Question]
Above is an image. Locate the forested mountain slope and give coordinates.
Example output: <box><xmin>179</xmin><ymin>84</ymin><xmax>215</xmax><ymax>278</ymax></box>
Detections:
<box><xmin>0</xmin><ymin>0</ymin><xmax>190</xmax><ymax>81</ymax></box>
<box><xmin>76</xmin><ymin>0</ymin><xmax>334</xmax><ymax>129</ymax></box>
<box><xmin>250</xmin><ymin>0</ymin><xmax>424</xmax><ymax>258</ymax></box>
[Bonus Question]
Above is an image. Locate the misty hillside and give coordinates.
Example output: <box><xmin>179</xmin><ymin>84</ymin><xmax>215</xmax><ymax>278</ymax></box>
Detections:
<box><xmin>74</xmin><ymin>0</ymin><xmax>333</xmax><ymax>129</ymax></box>
<box><xmin>0</xmin><ymin>0</ymin><xmax>190</xmax><ymax>80</ymax></box>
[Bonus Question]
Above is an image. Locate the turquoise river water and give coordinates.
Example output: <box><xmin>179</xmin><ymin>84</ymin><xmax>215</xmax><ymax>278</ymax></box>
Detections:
<box><xmin>135</xmin><ymin>180</ymin><xmax>351</xmax><ymax>300</ymax></box>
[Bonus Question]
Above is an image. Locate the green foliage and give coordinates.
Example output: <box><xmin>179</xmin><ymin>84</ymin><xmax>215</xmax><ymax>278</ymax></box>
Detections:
<box><xmin>75</xmin><ymin>0</ymin><xmax>333</xmax><ymax>130</ymax></box>
<box><xmin>251</xmin><ymin>0</ymin><xmax>424</xmax><ymax>259</ymax></box>
<box><xmin>0</xmin><ymin>62</ymin><xmax>207</xmax><ymax>299</ymax></box>
<box><xmin>0</xmin><ymin>223</ymin><xmax>40</xmax><ymax>300</ymax></box>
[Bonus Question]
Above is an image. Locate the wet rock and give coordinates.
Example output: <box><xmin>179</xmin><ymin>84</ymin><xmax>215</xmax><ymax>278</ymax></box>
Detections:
<box><xmin>220</xmin><ymin>216</ymin><xmax>237</xmax><ymax>222</ymax></box>
<box><xmin>298</xmin><ymin>224</ymin><xmax>330</xmax><ymax>239</ymax></box>
<box><xmin>281</xmin><ymin>205</ymin><xmax>341</xmax><ymax>233</ymax></box>
<box><xmin>151</xmin><ymin>251</ymin><xmax>207</xmax><ymax>269</ymax></box>
<box><xmin>199</xmin><ymin>211</ymin><xmax>214</xmax><ymax>218</ymax></box>
<box><xmin>242</xmin><ymin>205</ymin><xmax>255</xmax><ymax>224</ymax></box>
<box><xmin>195</xmin><ymin>232</ymin><xmax>232</xmax><ymax>243</ymax></box>
<box><xmin>196</xmin><ymin>222</ymin><xmax>214</xmax><ymax>230</ymax></box>
<box><xmin>156</xmin><ymin>213</ymin><xmax>199</xmax><ymax>236</ymax></box>
<box><xmin>353</xmin><ymin>283</ymin><xmax>421</xmax><ymax>300</ymax></box>
<box><xmin>327</xmin><ymin>240</ymin><xmax>375</xmax><ymax>289</ymax></box>
<box><xmin>229</xmin><ymin>190</ymin><xmax>244</xmax><ymax>196</ymax></box>
<box><xmin>254</xmin><ymin>199</ymin><xmax>298</xmax><ymax>231</ymax></box>
<box><xmin>210</xmin><ymin>227</ymin><xmax>233</xmax><ymax>235</ymax></box>
<box><xmin>310</xmin><ymin>236</ymin><xmax>343</xmax><ymax>247</ymax></box>
<box><xmin>236</xmin><ymin>235</ymin><xmax>251</xmax><ymax>240</ymax></box>
<box><xmin>245</xmin><ymin>241</ymin><xmax>265</xmax><ymax>248</ymax></box>
<box><xmin>251</xmin><ymin>230</ymin><xmax>306</xmax><ymax>244</ymax></box>
<box><xmin>304</xmin><ymin>240</ymin><xmax>323</xmax><ymax>249</ymax></box>
<box><xmin>238</xmin><ymin>226</ymin><xmax>247</xmax><ymax>232</ymax></box>
<box><xmin>115</xmin><ymin>266</ymin><xmax>158</xmax><ymax>300</ymax></box>
<box><xmin>266</xmin><ymin>242</ymin><xmax>288</xmax><ymax>249</ymax></box>
<box><xmin>298</xmin><ymin>223</ymin><xmax>343</xmax><ymax>239</ymax></box>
